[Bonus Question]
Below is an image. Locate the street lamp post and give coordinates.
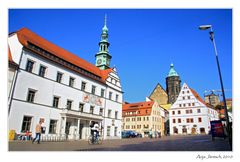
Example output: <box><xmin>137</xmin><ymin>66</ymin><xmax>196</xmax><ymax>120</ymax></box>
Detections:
<box><xmin>199</xmin><ymin>25</ymin><xmax>232</xmax><ymax>148</ymax></box>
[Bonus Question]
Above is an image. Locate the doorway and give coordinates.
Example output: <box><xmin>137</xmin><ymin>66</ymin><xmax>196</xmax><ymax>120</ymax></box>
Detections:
<box><xmin>200</xmin><ymin>128</ymin><xmax>206</xmax><ymax>134</ymax></box>
<box><xmin>65</xmin><ymin>122</ymin><xmax>71</xmax><ymax>140</ymax></box>
<box><xmin>79</xmin><ymin>123</ymin><xmax>84</xmax><ymax>139</ymax></box>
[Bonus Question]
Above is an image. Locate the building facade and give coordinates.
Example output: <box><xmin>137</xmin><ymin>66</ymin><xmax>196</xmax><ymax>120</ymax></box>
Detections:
<box><xmin>8</xmin><ymin>18</ymin><xmax>123</xmax><ymax>140</ymax></box>
<box><xmin>204</xmin><ymin>92</ymin><xmax>220</xmax><ymax>108</ymax></box>
<box><xmin>122</xmin><ymin>100</ymin><xmax>165</xmax><ymax>137</ymax></box>
<box><xmin>169</xmin><ymin>83</ymin><xmax>219</xmax><ymax>135</ymax></box>
<box><xmin>166</xmin><ymin>63</ymin><xmax>181</xmax><ymax>104</ymax></box>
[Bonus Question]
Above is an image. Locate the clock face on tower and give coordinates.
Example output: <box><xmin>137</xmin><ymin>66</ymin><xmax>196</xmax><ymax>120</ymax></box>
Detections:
<box><xmin>97</xmin><ymin>59</ymin><xmax>102</xmax><ymax>65</ymax></box>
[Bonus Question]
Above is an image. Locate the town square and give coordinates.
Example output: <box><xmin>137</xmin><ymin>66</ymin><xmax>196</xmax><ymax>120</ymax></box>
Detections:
<box><xmin>7</xmin><ymin>9</ymin><xmax>232</xmax><ymax>152</ymax></box>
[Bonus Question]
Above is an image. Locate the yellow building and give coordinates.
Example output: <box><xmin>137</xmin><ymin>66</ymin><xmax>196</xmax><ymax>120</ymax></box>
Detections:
<box><xmin>122</xmin><ymin>100</ymin><xmax>165</xmax><ymax>137</ymax></box>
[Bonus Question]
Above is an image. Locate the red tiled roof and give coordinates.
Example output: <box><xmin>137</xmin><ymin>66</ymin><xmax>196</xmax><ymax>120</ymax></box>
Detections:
<box><xmin>122</xmin><ymin>101</ymin><xmax>155</xmax><ymax>117</ymax></box>
<box><xmin>13</xmin><ymin>27</ymin><xmax>111</xmax><ymax>81</ymax></box>
<box><xmin>190</xmin><ymin>88</ymin><xmax>207</xmax><ymax>106</ymax></box>
<box><xmin>101</xmin><ymin>68</ymin><xmax>113</xmax><ymax>81</ymax></box>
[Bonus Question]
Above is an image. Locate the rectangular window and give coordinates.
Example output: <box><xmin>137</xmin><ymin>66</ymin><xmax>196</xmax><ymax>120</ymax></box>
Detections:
<box><xmin>197</xmin><ymin>109</ymin><xmax>201</xmax><ymax>113</ymax></box>
<box><xmin>173</xmin><ymin>119</ymin><xmax>176</xmax><ymax>123</ymax></box>
<box><xmin>172</xmin><ymin>111</ymin><xmax>175</xmax><ymax>115</ymax></box>
<box><xmin>49</xmin><ymin>120</ymin><xmax>57</xmax><ymax>134</ymax></box>
<box><xmin>27</xmin><ymin>89</ymin><xmax>36</xmax><ymax>103</ymax></box>
<box><xmin>107</xmin><ymin>126</ymin><xmax>111</xmax><ymax>136</ymax></box>
<box><xmin>187</xmin><ymin>118</ymin><xmax>190</xmax><ymax>123</ymax></box>
<box><xmin>178</xmin><ymin>118</ymin><xmax>181</xmax><ymax>123</ymax></box>
<box><xmin>79</xmin><ymin>103</ymin><xmax>84</xmax><ymax>112</ymax></box>
<box><xmin>147</xmin><ymin>117</ymin><xmax>149</xmax><ymax>121</ymax></box>
<box><xmin>188</xmin><ymin>96</ymin><xmax>190</xmax><ymax>99</ymax></box>
<box><xmin>198</xmin><ymin>117</ymin><xmax>202</xmax><ymax>123</ymax></box>
<box><xmin>39</xmin><ymin>65</ymin><xmax>46</xmax><ymax>77</ymax></box>
<box><xmin>69</xmin><ymin>77</ymin><xmax>75</xmax><ymax>87</ymax></box>
<box><xmin>191</xmin><ymin>118</ymin><xmax>194</xmax><ymax>123</ymax></box>
<box><xmin>99</xmin><ymin>108</ymin><xmax>103</xmax><ymax>116</ymax></box>
<box><xmin>179</xmin><ymin>104</ymin><xmax>182</xmax><ymax>107</ymax></box>
<box><xmin>81</xmin><ymin>82</ymin><xmax>86</xmax><ymax>91</ymax></box>
<box><xmin>192</xmin><ymin>103</ymin><xmax>195</xmax><ymax>106</ymax></box>
<box><xmin>115</xmin><ymin>111</ymin><xmax>118</xmax><ymax>119</ymax></box>
<box><xmin>114</xmin><ymin>127</ymin><xmax>118</xmax><ymax>136</ymax></box>
<box><xmin>101</xmin><ymin>89</ymin><xmax>105</xmax><ymax>97</ymax></box>
<box><xmin>21</xmin><ymin>116</ymin><xmax>32</xmax><ymax>133</ymax></box>
<box><xmin>188</xmin><ymin>103</ymin><xmax>191</xmax><ymax>106</ymax></box>
<box><xmin>178</xmin><ymin>110</ymin><xmax>181</xmax><ymax>114</ymax></box>
<box><xmin>26</xmin><ymin>60</ymin><xmax>34</xmax><ymax>72</ymax></box>
<box><xmin>108</xmin><ymin>110</ymin><xmax>112</xmax><ymax>118</ymax></box>
<box><xmin>190</xmin><ymin>109</ymin><xmax>193</xmax><ymax>113</ymax></box>
<box><xmin>52</xmin><ymin>96</ymin><xmax>59</xmax><ymax>108</ymax></box>
<box><xmin>183</xmin><ymin>97</ymin><xmax>185</xmax><ymax>100</ymax></box>
<box><xmin>92</xmin><ymin>85</ymin><xmax>96</xmax><ymax>95</ymax></box>
<box><xmin>115</xmin><ymin>94</ymin><xmax>119</xmax><ymax>102</ymax></box>
<box><xmin>109</xmin><ymin>92</ymin><xmax>112</xmax><ymax>100</ymax></box>
<box><xmin>56</xmin><ymin>72</ymin><xmax>63</xmax><ymax>83</ymax></box>
<box><xmin>90</xmin><ymin>106</ymin><xmax>94</xmax><ymax>114</ymax></box>
<box><xmin>66</xmin><ymin>100</ymin><xmax>72</xmax><ymax>110</ymax></box>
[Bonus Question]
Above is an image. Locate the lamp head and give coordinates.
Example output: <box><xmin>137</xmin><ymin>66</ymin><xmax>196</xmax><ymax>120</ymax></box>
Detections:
<box><xmin>199</xmin><ymin>25</ymin><xmax>212</xmax><ymax>30</ymax></box>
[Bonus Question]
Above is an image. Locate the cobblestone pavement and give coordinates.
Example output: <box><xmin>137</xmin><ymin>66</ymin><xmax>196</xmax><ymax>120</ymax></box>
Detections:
<box><xmin>9</xmin><ymin>135</ymin><xmax>231</xmax><ymax>151</ymax></box>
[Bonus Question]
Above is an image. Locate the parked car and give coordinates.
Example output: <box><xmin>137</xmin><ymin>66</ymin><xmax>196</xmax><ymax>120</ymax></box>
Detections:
<box><xmin>121</xmin><ymin>131</ymin><xmax>142</xmax><ymax>138</ymax></box>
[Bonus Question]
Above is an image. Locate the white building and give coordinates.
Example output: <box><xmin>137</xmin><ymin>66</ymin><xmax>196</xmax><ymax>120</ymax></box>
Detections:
<box><xmin>8</xmin><ymin>17</ymin><xmax>123</xmax><ymax>140</ymax></box>
<box><xmin>169</xmin><ymin>83</ymin><xmax>219</xmax><ymax>135</ymax></box>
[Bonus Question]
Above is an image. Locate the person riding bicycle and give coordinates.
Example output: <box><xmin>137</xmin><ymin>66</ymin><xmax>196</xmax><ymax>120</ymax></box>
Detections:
<box><xmin>90</xmin><ymin>122</ymin><xmax>99</xmax><ymax>143</ymax></box>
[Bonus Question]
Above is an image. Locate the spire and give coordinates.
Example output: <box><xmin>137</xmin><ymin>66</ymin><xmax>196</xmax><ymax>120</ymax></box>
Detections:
<box><xmin>102</xmin><ymin>14</ymin><xmax>108</xmax><ymax>33</ymax></box>
<box><xmin>168</xmin><ymin>63</ymin><xmax>179</xmax><ymax>77</ymax></box>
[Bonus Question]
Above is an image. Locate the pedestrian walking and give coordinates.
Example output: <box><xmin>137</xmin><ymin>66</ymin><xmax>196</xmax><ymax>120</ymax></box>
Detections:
<box><xmin>32</xmin><ymin>120</ymin><xmax>43</xmax><ymax>144</ymax></box>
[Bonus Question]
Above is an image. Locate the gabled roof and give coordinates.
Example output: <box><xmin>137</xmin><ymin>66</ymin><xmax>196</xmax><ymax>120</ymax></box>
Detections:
<box><xmin>13</xmin><ymin>27</ymin><xmax>112</xmax><ymax>82</ymax></box>
<box><xmin>190</xmin><ymin>88</ymin><xmax>208</xmax><ymax>106</ymax></box>
<box><xmin>149</xmin><ymin>83</ymin><xmax>167</xmax><ymax>97</ymax></box>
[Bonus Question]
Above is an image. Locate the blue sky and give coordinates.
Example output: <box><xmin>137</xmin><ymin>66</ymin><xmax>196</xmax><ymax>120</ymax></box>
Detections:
<box><xmin>9</xmin><ymin>9</ymin><xmax>232</xmax><ymax>103</ymax></box>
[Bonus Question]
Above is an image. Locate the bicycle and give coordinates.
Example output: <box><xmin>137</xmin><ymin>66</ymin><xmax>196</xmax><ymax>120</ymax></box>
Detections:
<box><xmin>88</xmin><ymin>134</ymin><xmax>103</xmax><ymax>145</ymax></box>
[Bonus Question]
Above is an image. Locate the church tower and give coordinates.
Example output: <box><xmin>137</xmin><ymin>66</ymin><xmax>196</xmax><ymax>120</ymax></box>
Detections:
<box><xmin>95</xmin><ymin>15</ymin><xmax>112</xmax><ymax>70</ymax></box>
<box><xmin>166</xmin><ymin>63</ymin><xmax>181</xmax><ymax>104</ymax></box>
